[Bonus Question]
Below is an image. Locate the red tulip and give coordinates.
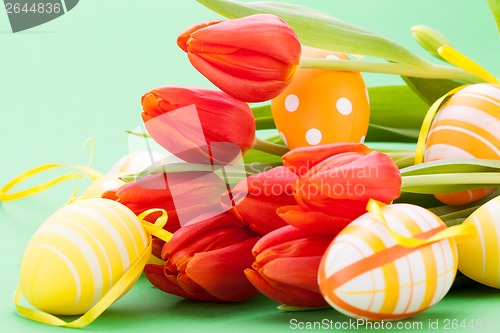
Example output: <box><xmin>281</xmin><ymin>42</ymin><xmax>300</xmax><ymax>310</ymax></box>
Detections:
<box><xmin>283</xmin><ymin>143</ymin><xmax>372</xmax><ymax>176</ymax></box>
<box><xmin>103</xmin><ymin>171</ymin><xmax>227</xmax><ymax>233</ymax></box>
<box><xmin>283</xmin><ymin>143</ymin><xmax>401</xmax><ymax>220</ymax></box>
<box><xmin>141</xmin><ymin>86</ymin><xmax>256</xmax><ymax>164</ymax></box>
<box><xmin>177</xmin><ymin>14</ymin><xmax>301</xmax><ymax>102</ymax></box>
<box><xmin>245</xmin><ymin>225</ymin><xmax>331</xmax><ymax>307</ymax></box>
<box><xmin>276</xmin><ymin>205</ymin><xmax>352</xmax><ymax>234</ymax></box>
<box><xmin>144</xmin><ymin>213</ymin><xmax>260</xmax><ymax>302</ymax></box>
<box><xmin>221</xmin><ymin>166</ymin><xmax>298</xmax><ymax>235</ymax></box>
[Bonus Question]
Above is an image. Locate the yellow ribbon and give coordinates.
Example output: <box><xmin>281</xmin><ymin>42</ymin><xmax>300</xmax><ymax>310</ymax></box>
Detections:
<box><xmin>14</xmin><ymin>209</ymin><xmax>172</xmax><ymax>328</ymax></box>
<box><xmin>0</xmin><ymin>138</ymin><xmax>103</xmax><ymax>202</ymax></box>
<box><xmin>366</xmin><ymin>199</ymin><xmax>477</xmax><ymax>247</ymax></box>
<box><xmin>138</xmin><ymin>209</ymin><xmax>173</xmax><ymax>242</ymax></box>
<box><xmin>438</xmin><ymin>46</ymin><xmax>500</xmax><ymax>84</ymax></box>
<box><xmin>414</xmin><ymin>86</ymin><xmax>467</xmax><ymax>164</ymax></box>
<box><xmin>0</xmin><ymin>163</ymin><xmax>103</xmax><ymax>202</ymax></box>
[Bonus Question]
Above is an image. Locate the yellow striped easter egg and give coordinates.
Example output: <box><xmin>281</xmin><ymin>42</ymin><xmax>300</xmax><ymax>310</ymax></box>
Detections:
<box><xmin>457</xmin><ymin>195</ymin><xmax>500</xmax><ymax>288</ymax></box>
<box><xmin>424</xmin><ymin>83</ymin><xmax>500</xmax><ymax>205</ymax></box>
<box><xmin>19</xmin><ymin>198</ymin><xmax>149</xmax><ymax>315</ymax></box>
<box><xmin>318</xmin><ymin>204</ymin><xmax>458</xmax><ymax>320</ymax></box>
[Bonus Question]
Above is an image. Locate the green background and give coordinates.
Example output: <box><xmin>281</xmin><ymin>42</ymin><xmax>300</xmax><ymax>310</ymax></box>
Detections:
<box><xmin>1</xmin><ymin>1</ymin><xmax>500</xmax><ymax>332</ymax></box>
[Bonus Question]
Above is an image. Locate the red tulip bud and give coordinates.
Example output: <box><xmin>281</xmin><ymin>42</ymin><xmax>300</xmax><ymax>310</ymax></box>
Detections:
<box><xmin>141</xmin><ymin>86</ymin><xmax>256</xmax><ymax>164</ymax></box>
<box><xmin>103</xmin><ymin>171</ymin><xmax>227</xmax><ymax>233</ymax></box>
<box><xmin>145</xmin><ymin>213</ymin><xmax>260</xmax><ymax>302</ymax></box>
<box><xmin>245</xmin><ymin>225</ymin><xmax>331</xmax><ymax>307</ymax></box>
<box><xmin>177</xmin><ymin>14</ymin><xmax>301</xmax><ymax>102</ymax></box>
<box><xmin>283</xmin><ymin>143</ymin><xmax>401</xmax><ymax>220</ymax></box>
<box><xmin>221</xmin><ymin>166</ymin><xmax>298</xmax><ymax>235</ymax></box>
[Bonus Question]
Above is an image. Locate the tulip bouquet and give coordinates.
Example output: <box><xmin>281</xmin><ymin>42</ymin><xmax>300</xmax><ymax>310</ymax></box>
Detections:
<box><xmin>100</xmin><ymin>0</ymin><xmax>500</xmax><ymax>319</ymax></box>
<box><xmin>6</xmin><ymin>0</ymin><xmax>500</xmax><ymax>327</ymax></box>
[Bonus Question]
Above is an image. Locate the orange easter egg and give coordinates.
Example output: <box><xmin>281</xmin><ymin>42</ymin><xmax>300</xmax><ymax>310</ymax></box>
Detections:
<box><xmin>271</xmin><ymin>47</ymin><xmax>370</xmax><ymax>149</ymax></box>
<box><xmin>425</xmin><ymin>83</ymin><xmax>500</xmax><ymax>205</ymax></box>
<box><xmin>318</xmin><ymin>204</ymin><xmax>457</xmax><ymax>320</ymax></box>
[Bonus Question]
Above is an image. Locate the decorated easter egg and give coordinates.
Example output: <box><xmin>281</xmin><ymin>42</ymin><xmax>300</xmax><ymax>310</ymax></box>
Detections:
<box><xmin>457</xmin><ymin>195</ymin><xmax>500</xmax><ymax>288</ymax></box>
<box><xmin>109</xmin><ymin>150</ymin><xmax>168</xmax><ymax>174</ymax></box>
<box><xmin>271</xmin><ymin>47</ymin><xmax>370</xmax><ymax>149</ymax></box>
<box><xmin>318</xmin><ymin>203</ymin><xmax>458</xmax><ymax>320</ymax></box>
<box><xmin>81</xmin><ymin>173</ymin><xmax>127</xmax><ymax>198</ymax></box>
<box><xmin>424</xmin><ymin>83</ymin><xmax>500</xmax><ymax>205</ymax></box>
<box><xmin>19</xmin><ymin>198</ymin><xmax>149</xmax><ymax>315</ymax></box>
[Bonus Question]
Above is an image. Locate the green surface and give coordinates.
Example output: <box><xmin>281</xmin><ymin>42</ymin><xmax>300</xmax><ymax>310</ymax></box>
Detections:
<box><xmin>1</xmin><ymin>1</ymin><xmax>500</xmax><ymax>332</ymax></box>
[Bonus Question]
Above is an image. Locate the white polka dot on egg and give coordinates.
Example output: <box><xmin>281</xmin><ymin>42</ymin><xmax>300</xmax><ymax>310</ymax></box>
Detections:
<box><xmin>306</xmin><ymin>128</ymin><xmax>322</xmax><ymax>145</ymax></box>
<box><xmin>360</xmin><ymin>136</ymin><xmax>366</xmax><ymax>143</ymax></box>
<box><xmin>285</xmin><ymin>94</ymin><xmax>299</xmax><ymax>112</ymax></box>
<box><xmin>336</xmin><ymin>97</ymin><xmax>353</xmax><ymax>115</ymax></box>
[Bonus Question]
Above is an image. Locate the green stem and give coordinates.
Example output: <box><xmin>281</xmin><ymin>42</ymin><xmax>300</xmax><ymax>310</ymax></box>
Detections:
<box><xmin>277</xmin><ymin>304</ymin><xmax>331</xmax><ymax>312</ymax></box>
<box><xmin>401</xmin><ymin>172</ymin><xmax>500</xmax><ymax>194</ymax></box>
<box><xmin>253</xmin><ymin>137</ymin><xmax>288</xmax><ymax>156</ymax></box>
<box><xmin>125</xmin><ymin>130</ymin><xmax>151</xmax><ymax>138</ymax></box>
<box><xmin>255</xmin><ymin>117</ymin><xmax>277</xmax><ymax>130</ymax></box>
<box><xmin>438</xmin><ymin>206</ymin><xmax>479</xmax><ymax>221</ymax></box>
<box><xmin>300</xmin><ymin>58</ymin><xmax>486</xmax><ymax>83</ymax></box>
<box><xmin>385</xmin><ymin>151</ymin><xmax>416</xmax><ymax>169</ymax></box>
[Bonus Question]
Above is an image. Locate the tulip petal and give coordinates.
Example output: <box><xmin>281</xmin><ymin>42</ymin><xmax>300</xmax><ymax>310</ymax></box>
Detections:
<box><xmin>277</xmin><ymin>205</ymin><xmax>352</xmax><ymax>234</ymax></box>
<box><xmin>232</xmin><ymin>197</ymin><xmax>288</xmax><ymax>235</ymax></box>
<box><xmin>189</xmin><ymin>14</ymin><xmax>301</xmax><ymax>65</ymax></box>
<box><xmin>141</xmin><ymin>86</ymin><xmax>256</xmax><ymax>164</ymax></box>
<box><xmin>259</xmin><ymin>257</ymin><xmax>322</xmax><ymax>293</ymax></box>
<box><xmin>252</xmin><ymin>225</ymin><xmax>330</xmax><ymax>257</ymax></box>
<box><xmin>254</xmin><ymin>235</ymin><xmax>332</xmax><ymax>267</ymax></box>
<box><xmin>113</xmin><ymin>171</ymin><xmax>228</xmax><ymax>231</ymax></box>
<box><xmin>283</xmin><ymin>143</ymin><xmax>372</xmax><ymax>176</ymax></box>
<box><xmin>144</xmin><ymin>264</ymin><xmax>223</xmax><ymax>302</ymax></box>
<box><xmin>189</xmin><ymin>45</ymin><xmax>295</xmax><ymax>81</ymax></box>
<box><xmin>296</xmin><ymin>151</ymin><xmax>401</xmax><ymax>203</ymax></box>
<box><xmin>220</xmin><ymin>166</ymin><xmax>298</xmax><ymax>235</ymax></box>
<box><xmin>245</xmin><ymin>269</ymin><xmax>327</xmax><ymax>307</ymax></box>
<box><xmin>162</xmin><ymin>213</ymin><xmax>258</xmax><ymax>278</ymax></box>
<box><xmin>177</xmin><ymin>20</ymin><xmax>223</xmax><ymax>52</ymax></box>
<box><xmin>186</xmin><ymin>238</ymin><xmax>260</xmax><ymax>302</ymax></box>
<box><xmin>188</xmin><ymin>53</ymin><xmax>291</xmax><ymax>102</ymax></box>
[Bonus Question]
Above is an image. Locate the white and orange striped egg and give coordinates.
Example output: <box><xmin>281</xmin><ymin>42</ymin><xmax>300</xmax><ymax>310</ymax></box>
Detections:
<box><xmin>424</xmin><ymin>83</ymin><xmax>500</xmax><ymax>205</ymax></box>
<box><xmin>19</xmin><ymin>198</ymin><xmax>149</xmax><ymax>315</ymax></box>
<box><xmin>457</xmin><ymin>195</ymin><xmax>500</xmax><ymax>288</ymax></box>
<box><xmin>318</xmin><ymin>204</ymin><xmax>457</xmax><ymax>320</ymax></box>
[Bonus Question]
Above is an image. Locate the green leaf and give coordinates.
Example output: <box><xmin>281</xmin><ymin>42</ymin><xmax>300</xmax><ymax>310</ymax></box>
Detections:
<box><xmin>252</xmin><ymin>104</ymin><xmax>276</xmax><ymax>130</ymax></box>
<box><xmin>401</xmin><ymin>172</ymin><xmax>500</xmax><ymax>194</ymax></box>
<box><xmin>488</xmin><ymin>0</ymin><xmax>500</xmax><ymax>35</ymax></box>
<box><xmin>196</xmin><ymin>0</ymin><xmax>428</xmax><ymax>66</ymax></box>
<box><xmin>120</xmin><ymin>161</ymin><xmax>277</xmax><ymax>185</ymax></box>
<box><xmin>366</xmin><ymin>85</ymin><xmax>428</xmax><ymax>142</ymax></box>
<box><xmin>400</xmin><ymin>159</ymin><xmax>500</xmax><ymax>176</ymax></box>
<box><xmin>411</xmin><ymin>24</ymin><xmax>453</xmax><ymax>61</ymax></box>
<box><xmin>402</xmin><ymin>76</ymin><xmax>463</xmax><ymax>105</ymax></box>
